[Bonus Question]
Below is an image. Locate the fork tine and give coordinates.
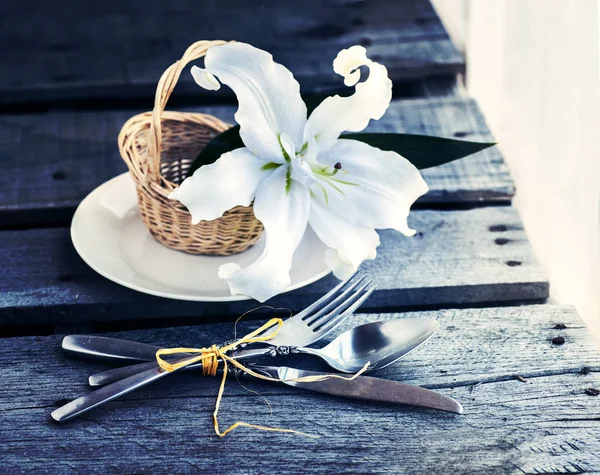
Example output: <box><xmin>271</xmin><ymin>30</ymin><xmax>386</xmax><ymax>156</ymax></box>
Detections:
<box><xmin>303</xmin><ymin>274</ymin><xmax>368</xmax><ymax>325</ymax></box>
<box><xmin>250</xmin><ymin>271</ymin><xmax>362</xmax><ymax>338</ymax></box>
<box><xmin>294</xmin><ymin>270</ymin><xmax>361</xmax><ymax>319</ymax></box>
<box><xmin>313</xmin><ymin>282</ymin><xmax>376</xmax><ymax>336</ymax></box>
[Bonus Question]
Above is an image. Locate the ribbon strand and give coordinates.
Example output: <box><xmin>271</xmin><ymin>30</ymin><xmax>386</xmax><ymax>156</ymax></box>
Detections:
<box><xmin>155</xmin><ymin>317</ymin><xmax>369</xmax><ymax>437</ymax></box>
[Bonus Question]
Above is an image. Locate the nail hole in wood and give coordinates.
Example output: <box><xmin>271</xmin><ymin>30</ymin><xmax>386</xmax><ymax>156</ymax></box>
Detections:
<box><xmin>551</xmin><ymin>336</ymin><xmax>565</xmax><ymax>345</ymax></box>
<box><xmin>52</xmin><ymin>73</ymin><xmax>82</xmax><ymax>83</ymax></box>
<box><xmin>489</xmin><ymin>224</ymin><xmax>508</xmax><ymax>232</ymax></box>
<box><xmin>506</xmin><ymin>260</ymin><xmax>521</xmax><ymax>267</ymax></box>
<box><xmin>52</xmin><ymin>170</ymin><xmax>67</xmax><ymax>180</ymax></box>
<box><xmin>453</xmin><ymin>131</ymin><xmax>469</xmax><ymax>138</ymax></box>
<box><xmin>414</xmin><ymin>17</ymin><xmax>434</xmax><ymax>26</ymax></box>
<box><xmin>48</xmin><ymin>43</ymin><xmax>75</xmax><ymax>52</ymax></box>
<box><xmin>495</xmin><ymin>238</ymin><xmax>510</xmax><ymax>245</ymax></box>
<box><xmin>299</xmin><ymin>24</ymin><xmax>347</xmax><ymax>40</ymax></box>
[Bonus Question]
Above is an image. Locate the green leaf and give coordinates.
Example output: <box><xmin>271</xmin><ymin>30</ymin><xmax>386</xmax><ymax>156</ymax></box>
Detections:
<box><xmin>187</xmin><ymin>126</ymin><xmax>244</xmax><ymax>176</ymax></box>
<box><xmin>342</xmin><ymin>133</ymin><xmax>496</xmax><ymax>170</ymax></box>
<box><xmin>187</xmin><ymin>108</ymin><xmax>496</xmax><ymax>177</ymax></box>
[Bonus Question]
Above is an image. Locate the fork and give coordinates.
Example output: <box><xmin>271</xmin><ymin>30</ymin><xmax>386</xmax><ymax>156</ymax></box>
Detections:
<box><xmin>52</xmin><ymin>274</ymin><xmax>376</xmax><ymax>422</ymax></box>
<box><xmin>64</xmin><ymin>273</ymin><xmax>375</xmax><ymax>385</ymax></box>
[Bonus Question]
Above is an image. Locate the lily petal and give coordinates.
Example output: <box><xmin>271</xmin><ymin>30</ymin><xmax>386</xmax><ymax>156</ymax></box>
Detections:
<box><xmin>309</xmin><ymin>200</ymin><xmax>380</xmax><ymax>279</ymax></box>
<box><xmin>192</xmin><ymin>42</ymin><xmax>307</xmax><ymax>162</ymax></box>
<box><xmin>190</xmin><ymin>67</ymin><xmax>220</xmax><ymax>91</ymax></box>
<box><xmin>218</xmin><ymin>167</ymin><xmax>311</xmax><ymax>302</ymax></box>
<box><xmin>306</xmin><ymin>45</ymin><xmax>392</xmax><ymax>152</ymax></box>
<box><xmin>313</xmin><ymin>139</ymin><xmax>428</xmax><ymax>235</ymax></box>
<box><xmin>169</xmin><ymin>147</ymin><xmax>269</xmax><ymax>224</ymax></box>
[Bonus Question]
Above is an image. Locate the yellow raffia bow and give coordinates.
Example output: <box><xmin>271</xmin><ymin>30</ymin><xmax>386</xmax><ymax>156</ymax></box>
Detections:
<box><xmin>155</xmin><ymin>317</ymin><xmax>369</xmax><ymax>437</ymax></box>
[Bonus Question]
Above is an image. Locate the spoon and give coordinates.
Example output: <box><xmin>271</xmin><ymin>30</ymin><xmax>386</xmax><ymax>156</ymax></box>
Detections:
<box><xmin>87</xmin><ymin>318</ymin><xmax>439</xmax><ymax>386</ymax></box>
<box><xmin>294</xmin><ymin>318</ymin><xmax>439</xmax><ymax>373</ymax></box>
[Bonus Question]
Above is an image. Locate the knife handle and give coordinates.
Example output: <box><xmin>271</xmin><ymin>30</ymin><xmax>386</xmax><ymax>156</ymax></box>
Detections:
<box><xmin>62</xmin><ymin>335</ymin><xmax>165</xmax><ymax>363</ymax></box>
<box><xmin>52</xmin><ymin>354</ymin><xmax>197</xmax><ymax>423</ymax></box>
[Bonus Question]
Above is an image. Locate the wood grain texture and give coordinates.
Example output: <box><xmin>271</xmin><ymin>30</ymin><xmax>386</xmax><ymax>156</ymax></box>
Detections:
<box><xmin>0</xmin><ymin>207</ymin><xmax>548</xmax><ymax>327</ymax></box>
<box><xmin>0</xmin><ymin>0</ymin><xmax>463</xmax><ymax>106</ymax></box>
<box><xmin>1</xmin><ymin>305</ymin><xmax>598</xmax><ymax>474</ymax></box>
<box><xmin>0</xmin><ymin>96</ymin><xmax>512</xmax><ymax>227</ymax></box>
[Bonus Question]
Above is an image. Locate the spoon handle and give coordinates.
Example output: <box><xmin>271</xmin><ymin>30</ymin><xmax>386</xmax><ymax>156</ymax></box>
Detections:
<box><xmin>292</xmin><ymin>346</ymin><xmax>325</xmax><ymax>358</ymax></box>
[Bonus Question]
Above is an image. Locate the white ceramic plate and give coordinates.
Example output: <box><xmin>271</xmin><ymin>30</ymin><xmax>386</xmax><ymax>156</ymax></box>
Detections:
<box><xmin>71</xmin><ymin>173</ymin><xmax>330</xmax><ymax>301</ymax></box>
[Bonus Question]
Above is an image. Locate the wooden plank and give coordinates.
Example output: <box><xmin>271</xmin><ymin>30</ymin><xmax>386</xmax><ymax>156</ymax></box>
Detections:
<box><xmin>0</xmin><ymin>96</ymin><xmax>512</xmax><ymax>228</ymax></box>
<box><xmin>0</xmin><ymin>206</ymin><xmax>548</xmax><ymax>327</ymax></box>
<box><xmin>370</xmin><ymin>96</ymin><xmax>514</xmax><ymax>204</ymax></box>
<box><xmin>0</xmin><ymin>0</ymin><xmax>463</xmax><ymax>107</ymax></box>
<box><xmin>1</xmin><ymin>305</ymin><xmax>598</xmax><ymax>473</ymax></box>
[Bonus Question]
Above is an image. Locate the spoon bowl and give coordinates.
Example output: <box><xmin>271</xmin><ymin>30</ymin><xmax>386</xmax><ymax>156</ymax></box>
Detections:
<box><xmin>299</xmin><ymin>318</ymin><xmax>439</xmax><ymax>373</ymax></box>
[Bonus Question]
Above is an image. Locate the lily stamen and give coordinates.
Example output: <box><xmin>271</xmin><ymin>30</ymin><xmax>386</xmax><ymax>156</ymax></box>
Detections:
<box><xmin>312</xmin><ymin>164</ymin><xmax>341</xmax><ymax>177</ymax></box>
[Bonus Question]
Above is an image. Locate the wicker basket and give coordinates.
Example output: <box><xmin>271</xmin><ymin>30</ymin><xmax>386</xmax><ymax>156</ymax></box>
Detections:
<box><xmin>118</xmin><ymin>40</ymin><xmax>264</xmax><ymax>256</ymax></box>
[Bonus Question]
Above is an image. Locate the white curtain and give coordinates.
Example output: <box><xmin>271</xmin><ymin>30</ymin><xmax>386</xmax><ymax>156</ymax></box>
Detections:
<box><xmin>433</xmin><ymin>0</ymin><xmax>600</xmax><ymax>337</ymax></box>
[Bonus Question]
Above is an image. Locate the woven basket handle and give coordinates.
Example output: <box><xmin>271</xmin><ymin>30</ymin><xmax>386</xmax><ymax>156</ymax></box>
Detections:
<box><xmin>147</xmin><ymin>40</ymin><xmax>229</xmax><ymax>179</ymax></box>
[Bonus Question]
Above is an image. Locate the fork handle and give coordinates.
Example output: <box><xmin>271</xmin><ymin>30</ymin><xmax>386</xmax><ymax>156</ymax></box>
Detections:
<box><xmin>89</xmin><ymin>361</ymin><xmax>164</xmax><ymax>386</ymax></box>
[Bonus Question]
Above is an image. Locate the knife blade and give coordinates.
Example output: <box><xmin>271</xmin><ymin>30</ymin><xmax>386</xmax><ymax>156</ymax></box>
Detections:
<box><xmin>253</xmin><ymin>366</ymin><xmax>464</xmax><ymax>414</ymax></box>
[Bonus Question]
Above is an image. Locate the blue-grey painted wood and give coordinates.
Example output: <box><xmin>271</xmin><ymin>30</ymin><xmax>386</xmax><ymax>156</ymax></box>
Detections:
<box><xmin>0</xmin><ymin>207</ymin><xmax>548</xmax><ymax>327</ymax></box>
<box><xmin>0</xmin><ymin>96</ymin><xmax>511</xmax><ymax>228</ymax></box>
<box><xmin>0</xmin><ymin>0</ymin><xmax>463</xmax><ymax>107</ymax></box>
<box><xmin>0</xmin><ymin>305</ymin><xmax>597</xmax><ymax>473</ymax></box>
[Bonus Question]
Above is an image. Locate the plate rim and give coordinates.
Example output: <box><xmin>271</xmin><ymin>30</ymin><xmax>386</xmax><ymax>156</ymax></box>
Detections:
<box><xmin>71</xmin><ymin>173</ymin><xmax>331</xmax><ymax>302</ymax></box>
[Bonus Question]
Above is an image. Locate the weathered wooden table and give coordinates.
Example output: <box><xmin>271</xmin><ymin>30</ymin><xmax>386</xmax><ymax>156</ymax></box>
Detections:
<box><xmin>1</xmin><ymin>1</ymin><xmax>598</xmax><ymax>473</ymax></box>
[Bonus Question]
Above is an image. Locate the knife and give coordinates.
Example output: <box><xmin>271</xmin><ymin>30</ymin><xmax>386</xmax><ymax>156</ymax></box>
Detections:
<box><xmin>51</xmin><ymin>363</ymin><xmax>462</xmax><ymax>422</ymax></box>
<box><xmin>253</xmin><ymin>366</ymin><xmax>464</xmax><ymax>414</ymax></box>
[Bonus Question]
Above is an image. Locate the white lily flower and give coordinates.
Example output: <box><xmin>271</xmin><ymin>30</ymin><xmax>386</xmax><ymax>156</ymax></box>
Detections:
<box><xmin>170</xmin><ymin>42</ymin><xmax>428</xmax><ymax>302</ymax></box>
